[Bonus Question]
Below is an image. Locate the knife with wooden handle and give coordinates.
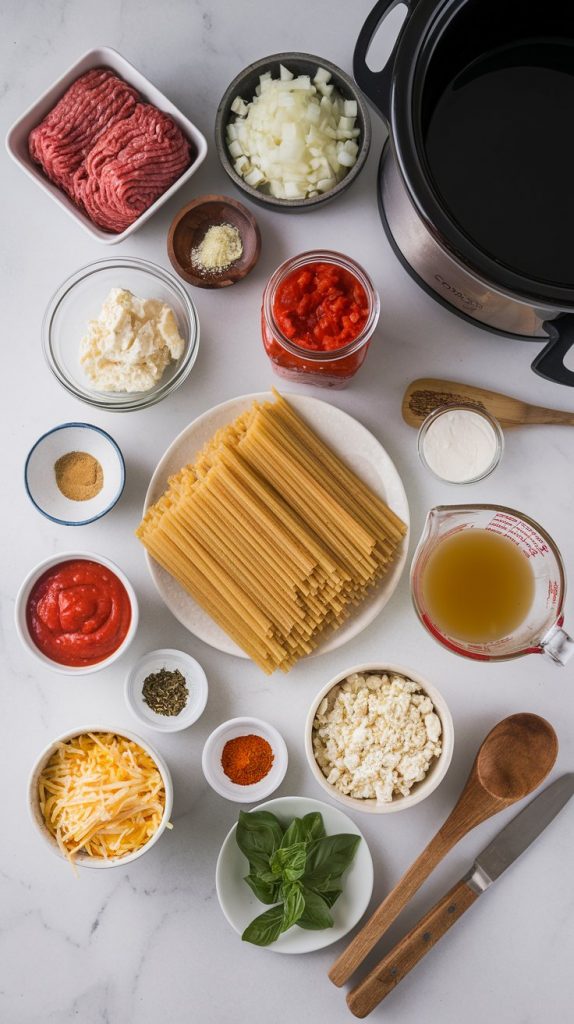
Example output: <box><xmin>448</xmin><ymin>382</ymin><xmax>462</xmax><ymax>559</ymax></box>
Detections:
<box><xmin>346</xmin><ymin>773</ymin><xmax>574</xmax><ymax>1018</ymax></box>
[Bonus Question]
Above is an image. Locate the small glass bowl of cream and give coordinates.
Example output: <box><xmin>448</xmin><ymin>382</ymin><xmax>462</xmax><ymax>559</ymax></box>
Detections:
<box><xmin>417</xmin><ymin>405</ymin><xmax>504</xmax><ymax>484</ymax></box>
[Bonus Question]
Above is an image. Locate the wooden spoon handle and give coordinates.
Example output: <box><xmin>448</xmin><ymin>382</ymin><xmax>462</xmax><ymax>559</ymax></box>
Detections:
<box><xmin>347</xmin><ymin>877</ymin><xmax>479</xmax><ymax>1018</ymax></box>
<box><xmin>329</xmin><ymin>830</ymin><xmax>451</xmax><ymax>987</ymax></box>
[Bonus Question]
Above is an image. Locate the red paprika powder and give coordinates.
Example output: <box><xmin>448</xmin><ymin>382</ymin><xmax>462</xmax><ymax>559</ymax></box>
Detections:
<box><xmin>221</xmin><ymin>734</ymin><xmax>274</xmax><ymax>786</ymax></box>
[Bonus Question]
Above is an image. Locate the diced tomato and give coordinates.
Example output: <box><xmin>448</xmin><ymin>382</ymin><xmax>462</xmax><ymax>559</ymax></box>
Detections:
<box><xmin>273</xmin><ymin>261</ymin><xmax>369</xmax><ymax>352</ymax></box>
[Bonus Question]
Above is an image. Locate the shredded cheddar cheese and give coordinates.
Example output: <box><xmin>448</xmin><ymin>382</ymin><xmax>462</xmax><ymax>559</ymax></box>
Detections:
<box><xmin>37</xmin><ymin>732</ymin><xmax>166</xmax><ymax>866</ymax></box>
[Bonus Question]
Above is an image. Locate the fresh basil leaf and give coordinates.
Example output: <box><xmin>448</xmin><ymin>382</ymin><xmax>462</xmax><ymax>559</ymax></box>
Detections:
<box><xmin>244</xmin><ymin>873</ymin><xmax>281</xmax><ymax>905</ymax></box>
<box><xmin>270</xmin><ymin>842</ymin><xmax>307</xmax><ymax>881</ymax></box>
<box><xmin>281</xmin><ymin>882</ymin><xmax>306</xmax><ymax>931</ymax></box>
<box><xmin>296</xmin><ymin>886</ymin><xmax>334</xmax><ymax>930</ymax></box>
<box><xmin>236</xmin><ymin>810</ymin><xmax>284</xmax><ymax>874</ymax></box>
<box><xmin>242</xmin><ymin>904</ymin><xmax>285</xmax><ymax>946</ymax></box>
<box><xmin>301</xmin><ymin>812</ymin><xmax>326</xmax><ymax>842</ymax></box>
<box><xmin>303</xmin><ymin>833</ymin><xmax>361</xmax><ymax>887</ymax></box>
<box><xmin>280</xmin><ymin>816</ymin><xmax>306</xmax><ymax>848</ymax></box>
<box><xmin>312</xmin><ymin>885</ymin><xmax>342</xmax><ymax>909</ymax></box>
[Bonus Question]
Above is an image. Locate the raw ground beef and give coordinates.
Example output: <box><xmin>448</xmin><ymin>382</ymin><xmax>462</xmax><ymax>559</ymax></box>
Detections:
<box><xmin>29</xmin><ymin>68</ymin><xmax>192</xmax><ymax>233</ymax></box>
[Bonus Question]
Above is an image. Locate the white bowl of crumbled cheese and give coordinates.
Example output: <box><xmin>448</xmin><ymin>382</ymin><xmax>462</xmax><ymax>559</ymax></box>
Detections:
<box><xmin>305</xmin><ymin>664</ymin><xmax>454</xmax><ymax>813</ymax></box>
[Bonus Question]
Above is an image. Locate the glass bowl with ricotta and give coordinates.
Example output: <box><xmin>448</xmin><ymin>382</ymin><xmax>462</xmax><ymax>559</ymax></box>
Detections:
<box><xmin>42</xmin><ymin>257</ymin><xmax>199</xmax><ymax>411</ymax></box>
<box><xmin>305</xmin><ymin>663</ymin><xmax>454</xmax><ymax>814</ymax></box>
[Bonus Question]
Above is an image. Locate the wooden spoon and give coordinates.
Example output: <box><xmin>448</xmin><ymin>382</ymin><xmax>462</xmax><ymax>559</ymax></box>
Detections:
<box><xmin>402</xmin><ymin>378</ymin><xmax>574</xmax><ymax>428</ymax></box>
<box><xmin>328</xmin><ymin>714</ymin><xmax>557</xmax><ymax>993</ymax></box>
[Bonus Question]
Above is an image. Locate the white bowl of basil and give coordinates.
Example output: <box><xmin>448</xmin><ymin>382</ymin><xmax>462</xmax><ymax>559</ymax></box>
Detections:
<box><xmin>215</xmin><ymin>795</ymin><xmax>373</xmax><ymax>953</ymax></box>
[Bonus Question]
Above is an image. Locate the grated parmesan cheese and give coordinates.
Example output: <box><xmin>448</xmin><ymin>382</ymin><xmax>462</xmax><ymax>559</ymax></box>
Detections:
<box><xmin>37</xmin><ymin>732</ymin><xmax>166</xmax><ymax>867</ymax></box>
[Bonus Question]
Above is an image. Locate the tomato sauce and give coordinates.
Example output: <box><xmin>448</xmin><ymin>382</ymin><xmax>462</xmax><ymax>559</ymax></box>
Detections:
<box><xmin>26</xmin><ymin>559</ymin><xmax>132</xmax><ymax>667</ymax></box>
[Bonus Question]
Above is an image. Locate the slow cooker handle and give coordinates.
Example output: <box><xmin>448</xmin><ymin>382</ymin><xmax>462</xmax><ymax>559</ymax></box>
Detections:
<box><xmin>353</xmin><ymin>0</ymin><xmax>417</xmax><ymax>123</ymax></box>
<box><xmin>533</xmin><ymin>315</ymin><xmax>574</xmax><ymax>386</ymax></box>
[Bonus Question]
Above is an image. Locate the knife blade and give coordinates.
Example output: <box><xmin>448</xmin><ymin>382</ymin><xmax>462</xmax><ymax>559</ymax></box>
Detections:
<box><xmin>346</xmin><ymin>774</ymin><xmax>574</xmax><ymax>1018</ymax></box>
<box><xmin>466</xmin><ymin>772</ymin><xmax>574</xmax><ymax>893</ymax></box>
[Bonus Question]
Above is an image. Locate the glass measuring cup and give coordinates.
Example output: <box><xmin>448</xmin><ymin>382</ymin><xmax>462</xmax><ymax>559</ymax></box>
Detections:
<box><xmin>411</xmin><ymin>505</ymin><xmax>573</xmax><ymax>665</ymax></box>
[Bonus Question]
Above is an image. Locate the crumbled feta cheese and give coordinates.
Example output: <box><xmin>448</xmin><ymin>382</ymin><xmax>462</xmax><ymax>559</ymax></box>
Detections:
<box><xmin>312</xmin><ymin>672</ymin><xmax>442</xmax><ymax>803</ymax></box>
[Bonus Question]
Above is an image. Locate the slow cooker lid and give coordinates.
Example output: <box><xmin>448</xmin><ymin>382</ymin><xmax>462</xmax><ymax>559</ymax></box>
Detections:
<box><xmin>390</xmin><ymin>0</ymin><xmax>574</xmax><ymax>308</ymax></box>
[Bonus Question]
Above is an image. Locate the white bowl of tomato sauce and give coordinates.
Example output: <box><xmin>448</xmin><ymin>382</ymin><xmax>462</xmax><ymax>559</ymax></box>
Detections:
<box><xmin>15</xmin><ymin>551</ymin><xmax>138</xmax><ymax>674</ymax></box>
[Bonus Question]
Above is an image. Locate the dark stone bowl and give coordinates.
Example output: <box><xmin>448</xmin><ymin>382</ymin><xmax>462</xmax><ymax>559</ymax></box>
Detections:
<box><xmin>214</xmin><ymin>52</ymin><xmax>371</xmax><ymax>213</ymax></box>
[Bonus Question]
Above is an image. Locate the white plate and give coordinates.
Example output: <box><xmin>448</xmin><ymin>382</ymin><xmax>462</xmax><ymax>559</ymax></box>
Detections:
<box><xmin>142</xmin><ymin>392</ymin><xmax>409</xmax><ymax>659</ymax></box>
<box><xmin>215</xmin><ymin>795</ymin><xmax>373</xmax><ymax>954</ymax></box>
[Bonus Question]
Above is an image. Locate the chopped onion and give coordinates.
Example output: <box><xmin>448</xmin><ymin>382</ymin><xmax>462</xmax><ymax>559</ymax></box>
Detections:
<box><xmin>226</xmin><ymin>63</ymin><xmax>360</xmax><ymax>200</ymax></box>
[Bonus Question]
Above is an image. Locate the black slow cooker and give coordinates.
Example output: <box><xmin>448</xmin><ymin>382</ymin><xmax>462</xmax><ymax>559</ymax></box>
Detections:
<box><xmin>354</xmin><ymin>0</ymin><xmax>574</xmax><ymax>386</ymax></box>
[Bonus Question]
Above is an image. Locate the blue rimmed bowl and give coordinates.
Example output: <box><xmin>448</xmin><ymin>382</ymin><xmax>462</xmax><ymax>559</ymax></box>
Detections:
<box><xmin>25</xmin><ymin>422</ymin><xmax>125</xmax><ymax>526</ymax></box>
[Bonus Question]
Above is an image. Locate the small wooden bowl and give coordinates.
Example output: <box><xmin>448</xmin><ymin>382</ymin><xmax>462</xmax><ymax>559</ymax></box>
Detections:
<box><xmin>167</xmin><ymin>195</ymin><xmax>261</xmax><ymax>288</ymax></box>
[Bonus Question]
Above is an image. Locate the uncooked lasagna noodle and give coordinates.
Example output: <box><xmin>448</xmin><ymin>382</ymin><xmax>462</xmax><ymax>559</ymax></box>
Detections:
<box><xmin>137</xmin><ymin>391</ymin><xmax>407</xmax><ymax>674</ymax></box>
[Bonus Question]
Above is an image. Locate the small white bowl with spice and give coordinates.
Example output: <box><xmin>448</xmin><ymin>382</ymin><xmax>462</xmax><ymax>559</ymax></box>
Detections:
<box><xmin>202</xmin><ymin>717</ymin><xmax>288</xmax><ymax>803</ymax></box>
<box><xmin>417</xmin><ymin>405</ymin><xmax>504</xmax><ymax>484</ymax></box>
<box><xmin>305</xmin><ymin>663</ymin><xmax>454</xmax><ymax>814</ymax></box>
<box><xmin>125</xmin><ymin>648</ymin><xmax>208</xmax><ymax>733</ymax></box>
<box><xmin>25</xmin><ymin>422</ymin><xmax>125</xmax><ymax>526</ymax></box>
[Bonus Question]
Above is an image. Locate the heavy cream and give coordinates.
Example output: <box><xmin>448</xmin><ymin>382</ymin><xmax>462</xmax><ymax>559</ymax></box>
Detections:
<box><xmin>421</xmin><ymin>408</ymin><xmax>500</xmax><ymax>483</ymax></box>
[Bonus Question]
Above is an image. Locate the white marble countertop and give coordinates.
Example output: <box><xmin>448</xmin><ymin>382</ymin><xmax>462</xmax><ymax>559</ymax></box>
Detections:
<box><xmin>2</xmin><ymin>1</ymin><xmax>573</xmax><ymax>1022</ymax></box>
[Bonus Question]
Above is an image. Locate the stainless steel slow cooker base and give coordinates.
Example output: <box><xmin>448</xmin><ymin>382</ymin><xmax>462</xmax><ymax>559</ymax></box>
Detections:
<box><xmin>378</xmin><ymin>141</ymin><xmax>553</xmax><ymax>339</ymax></box>
<box><xmin>377</xmin><ymin>145</ymin><xmax>533</xmax><ymax>341</ymax></box>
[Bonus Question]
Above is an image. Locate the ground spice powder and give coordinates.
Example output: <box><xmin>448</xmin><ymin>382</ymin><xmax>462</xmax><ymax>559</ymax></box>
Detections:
<box><xmin>221</xmin><ymin>734</ymin><xmax>274</xmax><ymax>786</ymax></box>
<box><xmin>54</xmin><ymin>451</ymin><xmax>104</xmax><ymax>501</ymax></box>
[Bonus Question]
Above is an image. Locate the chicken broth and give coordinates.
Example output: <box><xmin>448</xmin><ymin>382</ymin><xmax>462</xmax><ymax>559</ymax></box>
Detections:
<box><xmin>421</xmin><ymin>529</ymin><xmax>535</xmax><ymax>644</ymax></box>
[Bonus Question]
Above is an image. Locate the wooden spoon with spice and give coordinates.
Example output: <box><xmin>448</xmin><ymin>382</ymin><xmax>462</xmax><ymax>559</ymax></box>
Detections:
<box><xmin>402</xmin><ymin>377</ymin><xmax>574</xmax><ymax>428</ymax></box>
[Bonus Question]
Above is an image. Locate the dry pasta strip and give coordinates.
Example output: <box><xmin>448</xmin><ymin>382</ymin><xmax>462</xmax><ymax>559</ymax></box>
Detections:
<box><xmin>137</xmin><ymin>391</ymin><xmax>406</xmax><ymax>674</ymax></box>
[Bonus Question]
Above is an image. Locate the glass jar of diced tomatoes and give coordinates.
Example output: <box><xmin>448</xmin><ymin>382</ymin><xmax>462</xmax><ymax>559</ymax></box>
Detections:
<box><xmin>261</xmin><ymin>251</ymin><xmax>380</xmax><ymax>388</ymax></box>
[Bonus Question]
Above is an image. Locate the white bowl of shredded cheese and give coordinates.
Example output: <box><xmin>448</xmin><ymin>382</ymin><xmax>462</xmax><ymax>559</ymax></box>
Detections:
<box><xmin>28</xmin><ymin>727</ymin><xmax>173</xmax><ymax>868</ymax></box>
<box><xmin>305</xmin><ymin>664</ymin><xmax>454</xmax><ymax>814</ymax></box>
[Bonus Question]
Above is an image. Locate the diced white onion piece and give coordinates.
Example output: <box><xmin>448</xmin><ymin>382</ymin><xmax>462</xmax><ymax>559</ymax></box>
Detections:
<box><xmin>338</xmin><ymin>116</ymin><xmax>355</xmax><ymax>131</ymax></box>
<box><xmin>344</xmin><ymin>140</ymin><xmax>359</xmax><ymax>156</ymax></box>
<box><xmin>234</xmin><ymin>155</ymin><xmax>250</xmax><ymax>173</ymax></box>
<box><xmin>228</xmin><ymin>139</ymin><xmax>244</xmax><ymax>159</ymax></box>
<box><xmin>244</xmin><ymin>167</ymin><xmax>265</xmax><ymax>186</ymax></box>
<box><xmin>290</xmin><ymin>75</ymin><xmax>313</xmax><ymax>91</ymax></box>
<box><xmin>260</xmin><ymin>71</ymin><xmax>271</xmax><ymax>82</ymax></box>
<box><xmin>314</xmin><ymin>67</ymin><xmax>332</xmax><ymax>84</ymax></box>
<box><xmin>231</xmin><ymin>96</ymin><xmax>248</xmax><ymax>116</ymax></box>
<box><xmin>279</xmin><ymin>64</ymin><xmax>294</xmax><ymax>81</ymax></box>
<box><xmin>226</xmin><ymin>123</ymin><xmax>238</xmax><ymax>140</ymax></box>
<box><xmin>317</xmin><ymin>177</ymin><xmax>336</xmax><ymax>192</ymax></box>
<box><xmin>317</xmin><ymin>82</ymin><xmax>334</xmax><ymax>97</ymax></box>
<box><xmin>343</xmin><ymin>100</ymin><xmax>358</xmax><ymax>117</ymax></box>
<box><xmin>337</xmin><ymin>150</ymin><xmax>356</xmax><ymax>167</ymax></box>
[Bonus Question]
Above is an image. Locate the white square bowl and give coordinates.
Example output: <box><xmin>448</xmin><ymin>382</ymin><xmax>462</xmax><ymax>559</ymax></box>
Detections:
<box><xmin>5</xmin><ymin>46</ymin><xmax>208</xmax><ymax>244</ymax></box>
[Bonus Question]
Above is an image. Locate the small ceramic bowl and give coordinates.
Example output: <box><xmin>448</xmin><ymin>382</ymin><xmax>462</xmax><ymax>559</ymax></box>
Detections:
<box><xmin>42</xmin><ymin>257</ymin><xmax>199</xmax><ymax>412</ymax></box>
<box><xmin>305</xmin><ymin>663</ymin><xmax>454</xmax><ymax>814</ymax></box>
<box><xmin>28</xmin><ymin>725</ymin><xmax>173</xmax><ymax>868</ymax></box>
<box><xmin>202</xmin><ymin>717</ymin><xmax>288</xmax><ymax>803</ymax></box>
<box><xmin>15</xmin><ymin>551</ymin><xmax>138</xmax><ymax>675</ymax></box>
<box><xmin>215</xmin><ymin>52</ymin><xmax>371</xmax><ymax>212</ymax></box>
<box><xmin>167</xmin><ymin>195</ymin><xmax>261</xmax><ymax>288</ymax></box>
<box><xmin>125</xmin><ymin>648</ymin><xmax>208</xmax><ymax>733</ymax></box>
<box><xmin>25</xmin><ymin>422</ymin><xmax>125</xmax><ymax>525</ymax></box>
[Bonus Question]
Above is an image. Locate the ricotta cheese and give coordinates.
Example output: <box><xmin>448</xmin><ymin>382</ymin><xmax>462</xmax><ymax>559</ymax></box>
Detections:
<box><xmin>80</xmin><ymin>288</ymin><xmax>185</xmax><ymax>393</ymax></box>
<box><xmin>312</xmin><ymin>672</ymin><xmax>442</xmax><ymax>803</ymax></box>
